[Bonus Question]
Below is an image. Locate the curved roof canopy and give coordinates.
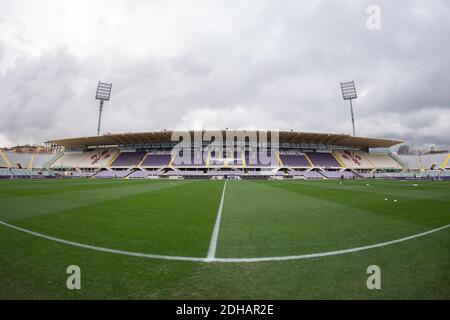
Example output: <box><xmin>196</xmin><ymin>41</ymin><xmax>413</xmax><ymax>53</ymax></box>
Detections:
<box><xmin>47</xmin><ymin>130</ymin><xmax>402</xmax><ymax>149</ymax></box>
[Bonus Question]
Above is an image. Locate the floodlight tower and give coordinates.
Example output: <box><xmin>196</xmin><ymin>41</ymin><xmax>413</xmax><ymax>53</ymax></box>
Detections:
<box><xmin>340</xmin><ymin>80</ymin><xmax>357</xmax><ymax>136</ymax></box>
<box><xmin>95</xmin><ymin>81</ymin><xmax>113</xmax><ymax>136</ymax></box>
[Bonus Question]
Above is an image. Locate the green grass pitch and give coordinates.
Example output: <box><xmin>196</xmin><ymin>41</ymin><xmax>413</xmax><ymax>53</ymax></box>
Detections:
<box><xmin>0</xmin><ymin>178</ymin><xmax>449</xmax><ymax>299</ymax></box>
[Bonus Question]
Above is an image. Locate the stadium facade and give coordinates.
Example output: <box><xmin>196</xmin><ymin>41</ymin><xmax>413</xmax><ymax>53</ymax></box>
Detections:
<box><xmin>1</xmin><ymin>130</ymin><xmax>449</xmax><ymax>180</ymax></box>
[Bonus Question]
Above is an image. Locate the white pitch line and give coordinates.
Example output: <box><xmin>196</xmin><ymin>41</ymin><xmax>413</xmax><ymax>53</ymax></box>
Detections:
<box><xmin>0</xmin><ymin>220</ymin><xmax>207</xmax><ymax>263</ymax></box>
<box><xmin>214</xmin><ymin>224</ymin><xmax>450</xmax><ymax>263</ymax></box>
<box><xmin>0</xmin><ymin>219</ymin><xmax>448</xmax><ymax>264</ymax></box>
<box><xmin>206</xmin><ymin>180</ymin><xmax>227</xmax><ymax>260</ymax></box>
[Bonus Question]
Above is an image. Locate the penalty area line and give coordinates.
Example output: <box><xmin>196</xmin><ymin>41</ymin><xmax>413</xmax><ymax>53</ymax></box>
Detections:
<box><xmin>206</xmin><ymin>180</ymin><xmax>227</xmax><ymax>261</ymax></box>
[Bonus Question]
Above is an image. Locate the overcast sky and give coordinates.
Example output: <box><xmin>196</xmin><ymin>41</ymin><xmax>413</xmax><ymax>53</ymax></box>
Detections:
<box><xmin>0</xmin><ymin>0</ymin><xmax>449</xmax><ymax>150</ymax></box>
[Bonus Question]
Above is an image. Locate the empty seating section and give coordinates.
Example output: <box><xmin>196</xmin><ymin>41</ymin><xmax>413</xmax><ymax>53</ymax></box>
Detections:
<box><xmin>166</xmin><ymin>171</ymin><xmax>205</xmax><ymax>176</ymax></box>
<box><xmin>208</xmin><ymin>149</ymin><xmax>244</xmax><ymax>166</ymax></box>
<box><xmin>51</xmin><ymin>148</ymin><xmax>119</xmax><ymax>168</ymax></box>
<box><xmin>397</xmin><ymin>155</ymin><xmax>421</xmax><ymax>170</ymax></box>
<box><xmin>305</xmin><ymin>152</ymin><xmax>341</xmax><ymax>168</ymax></box>
<box><xmin>32</xmin><ymin>154</ymin><xmax>56</xmax><ymax>169</ymax></box>
<box><xmin>79</xmin><ymin>148</ymin><xmax>120</xmax><ymax>168</ymax></box>
<box><xmin>420</xmin><ymin>153</ymin><xmax>449</xmax><ymax>170</ymax></box>
<box><xmin>363</xmin><ymin>153</ymin><xmax>402</xmax><ymax>169</ymax></box>
<box><xmin>72</xmin><ymin>172</ymin><xmax>96</xmax><ymax>177</ymax></box>
<box><xmin>0</xmin><ymin>168</ymin><xmax>12</xmax><ymax>178</ymax></box>
<box><xmin>51</xmin><ymin>152</ymin><xmax>86</xmax><ymax>168</ymax></box>
<box><xmin>396</xmin><ymin>153</ymin><xmax>449</xmax><ymax>170</ymax></box>
<box><xmin>172</xmin><ymin>149</ymin><xmax>206</xmax><ymax>166</ymax></box>
<box><xmin>111</xmin><ymin>151</ymin><xmax>147</xmax><ymax>167</ymax></box>
<box><xmin>228</xmin><ymin>149</ymin><xmax>244</xmax><ymax>166</ymax></box>
<box><xmin>1</xmin><ymin>151</ymin><xmax>55</xmax><ymax>169</ymax></box>
<box><xmin>359</xmin><ymin>172</ymin><xmax>387</xmax><ymax>178</ymax></box>
<box><xmin>10</xmin><ymin>168</ymin><xmax>38</xmax><ymax>177</ymax></box>
<box><xmin>95</xmin><ymin>170</ymin><xmax>132</xmax><ymax>178</ymax></box>
<box><xmin>279</xmin><ymin>151</ymin><xmax>310</xmax><ymax>167</ymax></box>
<box><xmin>128</xmin><ymin>170</ymin><xmax>154</xmax><ymax>178</ymax></box>
<box><xmin>207</xmin><ymin>170</ymin><xmax>244</xmax><ymax>176</ymax></box>
<box><xmin>4</xmin><ymin>152</ymin><xmax>32</xmax><ymax>168</ymax></box>
<box><xmin>245</xmin><ymin>151</ymin><xmax>278</xmax><ymax>166</ymax></box>
<box><xmin>0</xmin><ymin>168</ymin><xmax>57</xmax><ymax>178</ymax></box>
<box><xmin>11</xmin><ymin>145</ymin><xmax>447</xmax><ymax>180</ymax></box>
<box><xmin>301</xmin><ymin>171</ymin><xmax>324</xmax><ymax>179</ymax></box>
<box><xmin>209</xmin><ymin>150</ymin><xmax>225</xmax><ymax>166</ymax></box>
<box><xmin>441</xmin><ymin>171</ymin><xmax>450</xmax><ymax>179</ymax></box>
<box><xmin>333</xmin><ymin>150</ymin><xmax>373</xmax><ymax>169</ymax></box>
<box><xmin>320</xmin><ymin>170</ymin><xmax>354</xmax><ymax>179</ymax></box>
<box><xmin>0</xmin><ymin>154</ymin><xmax>7</xmax><ymax>168</ymax></box>
<box><xmin>141</xmin><ymin>152</ymin><xmax>172</xmax><ymax>167</ymax></box>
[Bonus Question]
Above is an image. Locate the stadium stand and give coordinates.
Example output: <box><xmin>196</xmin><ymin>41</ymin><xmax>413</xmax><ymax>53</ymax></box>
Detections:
<box><xmin>31</xmin><ymin>153</ymin><xmax>56</xmax><ymax>169</ymax></box>
<box><xmin>4</xmin><ymin>152</ymin><xmax>32</xmax><ymax>168</ymax></box>
<box><xmin>44</xmin><ymin>130</ymin><xmax>450</xmax><ymax>180</ymax></box>
<box><xmin>305</xmin><ymin>152</ymin><xmax>341</xmax><ymax>168</ymax></box>
<box><xmin>396</xmin><ymin>154</ymin><xmax>422</xmax><ymax>171</ymax></box>
<box><xmin>320</xmin><ymin>170</ymin><xmax>355</xmax><ymax>179</ymax></box>
<box><xmin>95</xmin><ymin>170</ymin><xmax>132</xmax><ymax>178</ymax></box>
<box><xmin>10</xmin><ymin>168</ymin><xmax>37</xmax><ymax>178</ymax></box>
<box><xmin>166</xmin><ymin>170</ymin><xmax>206</xmax><ymax>177</ymax></box>
<box><xmin>333</xmin><ymin>150</ymin><xmax>374</xmax><ymax>169</ymax></box>
<box><xmin>419</xmin><ymin>153</ymin><xmax>449</xmax><ymax>170</ymax></box>
<box><xmin>396</xmin><ymin>153</ymin><xmax>450</xmax><ymax>171</ymax></box>
<box><xmin>363</xmin><ymin>152</ymin><xmax>402</xmax><ymax>169</ymax></box>
<box><xmin>110</xmin><ymin>151</ymin><xmax>147</xmax><ymax>167</ymax></box>
<box><xmin>244</xmin><ymin>151</ymin><xmax>278</xmax><ymax>167</ymax></box>
<box><xmin>0</xmin><ymin>168</ymin><xmax>12</xmax><ymax>178</ymax></box>
<box><xmin>397</xmin><ymin>153</ymin><xmax>450</xmax><ymax>171</ymax></box>
<box><xmin>173</xmin><ymin>149</ymin><xmax>206</xmax><ymax>166</ymax></box>
<box><xmin>207</xmin><ymin>170</ymin><xmax>243</xmax><ymax>176</ymax></box>
<box><xmin>302</xmin><ymin>170</ymin><xmax>324</xmax><ymax>179</ymax></box>
<box><xmin>51</xmin><ymin>148</ymin><xmax>119</xmax><ymax>168</ymax></box>
<box><xmin>359</xmin><ymin>172</ymin><xmax>387</xmax><ymax>178</ymax></box>
<box><xmin>52</xmin><ymin>152</ymin><xmax>90</xmax><ymax>168</ymax></box>
<box><xmin>0</xmin><ymin>151</ymin><xmax>56</xmax><ymax>170</ymax></box>
<box><xmin>0</xmin><ymin>153</ymin><xmax>8</xmax><ymax>168</ymax></box>
<box><xmin>72</xmin><ymin>171</ymin><xmax>96</xmax><ymax>178</ymax></box>
<box><xmin>279</xmin><ymin>151</ymin><xmax>311</xmax><ymax>167</ymax></box>
<box><xmin>141</xmin><ymin>152</ymin><xmax>172</xmax><ymax>167</ymax></box>
<box><xmin>128</xmin><ymin>170</ymin><xmax>153</xmax><ymax>178</ymax></box>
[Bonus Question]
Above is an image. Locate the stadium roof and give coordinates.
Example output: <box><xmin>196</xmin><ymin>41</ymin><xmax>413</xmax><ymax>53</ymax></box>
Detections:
<box><xmin>46</xmin><ymin>130</ymin><xmax>403</xmax><ymax>148</ymax></box>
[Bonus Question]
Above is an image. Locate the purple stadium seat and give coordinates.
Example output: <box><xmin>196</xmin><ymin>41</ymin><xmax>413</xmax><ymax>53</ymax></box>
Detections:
<box><xmin>95</xmin><ymin>170</ymin><xmax>131</xmax><ymax>178</ymax></box>
<box><xmin>305</xmin><ymin>152</ymin><xmax>341</xmax><ymax>168</ymax></box>
<box><xmin>111</xmin><ymin>151</ymin><xmax>147</xmax><ymax>167</ymax></box>
<box><xmin>141</xmin><ymin>154</ymin><xmax>172</xmax><ymax>167</ymax></box>
<box><xmin>280</xmin><ymin>154</ymin><xmax>311</xmax><ymax>167</ymax></box>
<box><xmin>320</xmin><ymin>171</ymin><xmax>354</xmax><ymax>179</ymax></box>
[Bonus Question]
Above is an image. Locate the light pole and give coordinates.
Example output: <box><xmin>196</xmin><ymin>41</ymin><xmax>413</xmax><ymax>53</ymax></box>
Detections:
<box><xmin>95</xmin><ymin>81</ymin><xmax>112</xmax><ymax>136</ymax></box>
<box><xmin>340</xmin><ymin>80</ymin><xmax>357</xmax><ymax>136</ymax></box>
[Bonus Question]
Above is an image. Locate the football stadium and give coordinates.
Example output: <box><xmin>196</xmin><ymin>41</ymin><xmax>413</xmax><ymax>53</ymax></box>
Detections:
<box><xmin>1</xmin><ymin>0</ymin><xmax>450</xmax><ymax>307</ymax></box>
<box><xmin>1</xmin><ymin>129</ymin><xmax>449</xmax><ymax>299</ymax></box>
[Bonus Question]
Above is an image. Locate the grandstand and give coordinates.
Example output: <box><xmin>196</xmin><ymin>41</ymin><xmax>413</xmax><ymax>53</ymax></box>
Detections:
<box><xmin>41</xmin><ymin>130</ymin><xmax>415</xmax><ymax>179</ymax></box>
<box><xmin>0</xmin><ymin>149</ymin><xmax>57</xmax><ymax>179</ymax></box>
<box><xmin>397</xmin><ymin>153</ymin><xmax>450</xmax><ymax>171</ymax></box>
<box><xmin>3</xmin><ymin>130</ymin><xmax>449</xmax><ymax>180</ymax></box>
<box><xmin>1</xmin><ymin>130</ymin><xmax>449</xmax><ymax>300</ymax></box>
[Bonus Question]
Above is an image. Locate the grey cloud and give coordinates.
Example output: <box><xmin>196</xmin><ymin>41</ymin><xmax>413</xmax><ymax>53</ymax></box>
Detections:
<box><xmin>0</xmin><ymin>0</ymin><xmax>449</xmax><ymax>150</ymax></box>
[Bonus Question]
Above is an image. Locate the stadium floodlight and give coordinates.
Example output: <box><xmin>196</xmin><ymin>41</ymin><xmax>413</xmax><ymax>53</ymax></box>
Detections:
<box><xmin>340</xmin><ymin>80</ymin><xmax>357</xmax><ymax>136</ymax></box>
<box><xmin>95</xmin><ymin>81</ymin><xmax>113</xmax><ymax>136</ymax></box>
